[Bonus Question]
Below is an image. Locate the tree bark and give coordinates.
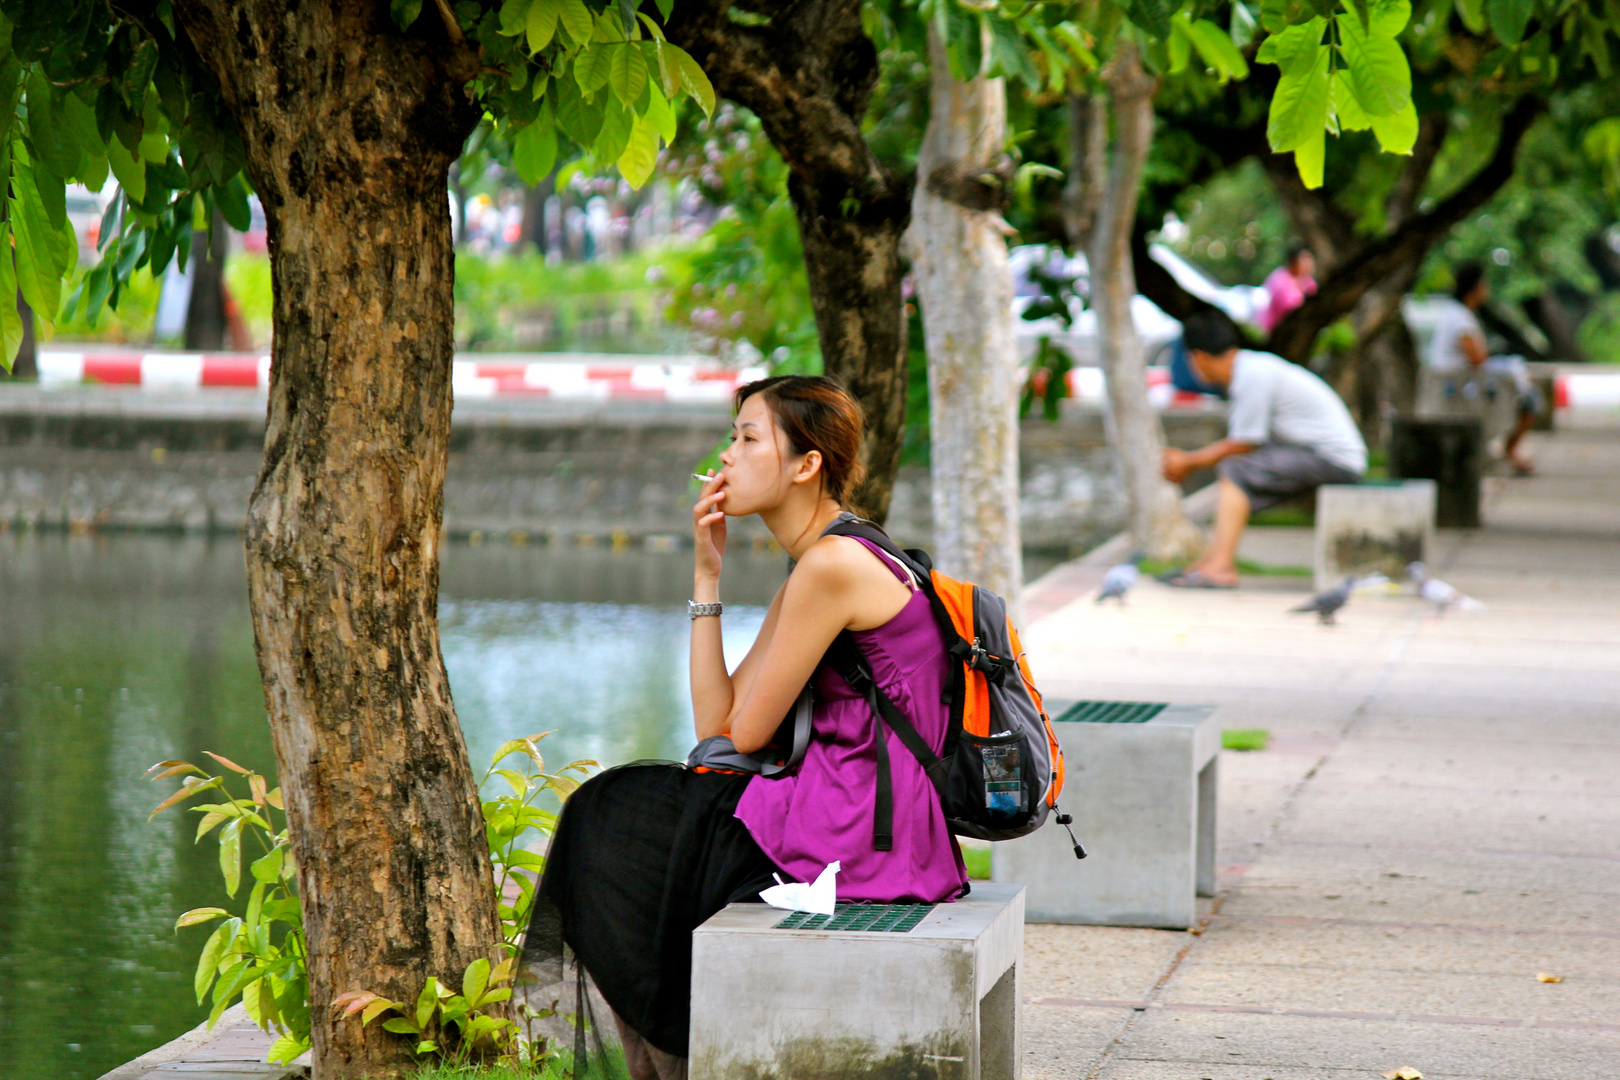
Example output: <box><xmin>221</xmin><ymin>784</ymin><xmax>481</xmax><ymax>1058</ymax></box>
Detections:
<box><xmin>664</xmin><ymin>0</ymin><xmax>911</xmax><ymax>521</ymax></box>
<box><xmin>1062</xmin><ymin>92</ymin><xmax>1107</xmax><ymax>254</ymax></box>
<box><xmin>1086</xmin><ymin>42</ymin><xmax>1202</xmax><ymax>563</ymax></box>
<box><xmin>170</xmin><ymin>5</ymin><xmax>494</xmax><ymax>1078</ymax></box>
<box><xmin>184</xmin><ymin>206</ymin><xmax>229</xmax><ymax>351</ymax></box>
<box><xmin>517</xmin><ymin>173</ymin><xmax>555</xmax><ymax>258</ymax></box>
<box><xmin>909</xmin><ymin>29</ymin><xmax>1022</xmax><ymax>610</ymax></box>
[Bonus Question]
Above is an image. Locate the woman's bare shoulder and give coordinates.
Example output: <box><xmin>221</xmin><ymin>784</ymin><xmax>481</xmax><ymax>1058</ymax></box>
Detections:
<box><xmin>793</xmin><ymin>534</ymin><xmax>892</xmax><ymax>589</ymax></box>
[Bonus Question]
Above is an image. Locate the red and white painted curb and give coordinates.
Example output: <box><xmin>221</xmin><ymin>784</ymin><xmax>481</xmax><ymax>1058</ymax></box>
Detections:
<box><xmin>33</xmin><ymin>349</ymin><xmax>1620</xmax><ymax>409</ymax></box>
<box><xmin>36</xmin><ymin>351</ymin><xmax>768</xmax><ymax>403</ymax></box>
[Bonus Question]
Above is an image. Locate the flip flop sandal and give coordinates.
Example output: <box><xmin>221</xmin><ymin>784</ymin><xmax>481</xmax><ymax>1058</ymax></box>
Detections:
<box><xmin>1163</xmin><ymin>570</ymin><xmax>1237</xmax><ymax>589</ymax></box>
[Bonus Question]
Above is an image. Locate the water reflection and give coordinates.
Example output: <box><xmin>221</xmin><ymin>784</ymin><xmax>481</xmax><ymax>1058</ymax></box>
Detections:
<box><xmin>0</xmin><ymin>532</ymin><xmax>783</xmax><ymax>1080</ymax></box>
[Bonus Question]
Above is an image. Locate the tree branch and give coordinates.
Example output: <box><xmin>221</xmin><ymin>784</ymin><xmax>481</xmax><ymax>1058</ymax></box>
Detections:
<box><xmin>1267</xmin><ymin>95</ymin><xmax>1546</xmax><ymax>364</ymax></box>
<box><xmin>1385</xmin><ymin>112</ymin><xmax>1449</xmax><ymax>232</ymax></box>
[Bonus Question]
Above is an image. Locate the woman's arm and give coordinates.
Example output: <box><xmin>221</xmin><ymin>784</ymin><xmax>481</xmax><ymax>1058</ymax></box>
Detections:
<box><xmin>723</xmin><ymin>539</ymin><xmax>909</xmax><ymax>754</ymax></box>
<box><xmin>691</xmin><ymin>580</ymin><xmax>787</xmax><ymax>741</ymax></box>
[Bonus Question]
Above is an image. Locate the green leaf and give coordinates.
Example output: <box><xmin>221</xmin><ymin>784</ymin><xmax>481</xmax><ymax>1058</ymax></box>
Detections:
<box><xmin>1168</xmin><ymin>19</ymin><xmax>1191</xmax><ymax>72</ymax></box>
<box><xmin>1370</xmin><ymin>97</ymin><xmax>1418</xmax><ymax>154</ymax></box>
<box><xmin>527</xmin><ymin>0</ymin><xmax>560</xmax><ymax>52</ymax></box>
<box><xmin>617</xmin><ymin>114</ymin><xmax>659</xmax><ymax>189</ymax></box>
<box><xmin>382</xmin><ymin>1016</ymin><xmax>419</xmax><ymax>1034</ymax></box>
<box><xmin>1260</xmin><ymin>0</ymin><xmax>1317</xmax><ymax>32</ymax></box>
<box><xmin>1293</xmin><ymin>125</ymin><xmax>1326</xmax><ymax>189</ymax></box>
<box><xmin>500</xmin><ymin>0</ymin><xmax>532</xmax><ymax>36</ymax></box>
<box><xmin>391</xmin><ymin>0</ymin><xmax>425</xmax><ymax>30</ymax></box>
<box><xmin>594</xmin><ymin>97</ymin><xmax>633</xmax><ymax>163</ymax></box>
<box><xmin>668</xmin><ymin>45</ymin><xmax>714</xmax><ymax>116</ymax></box>
<box><xmin>1368</xmin><ymin>0</ymin><xmax>1412</xmax><ymax>36</ymax></box>
<box><xmin>194</xmin><ymin>920</ymin><xmax>237</xmax><ymax>1002</ymax></box>
<box><xmin>556</xmin><ymin>0</ymin><xmax>594</xmax><ymax>45</ymax></box>
<box><xmin>105</xmin><ymin>135</ymin><xmax>146</xmax><ymax>205</ymax></box>
<box><xmin>610</xmin><ymin>42</ymin><xmax>649</xmax><ymax>103</ymax></box>
<box><xmin>1338</xmin><ymin>13</ymin><xmax>1411</xmax><ymax>118</ymax></box>
<box><xmin>415</xmin><ymin>1041</ymin><xmax>439</xmax><ymax>1055</ymax></box>
<box><xmin>267</xmin><ymin>1033</ymin><xmax>309</xmax><ymax>1066</ymax></box>
<box><xmin>0</xmin><ymin>227</ymin><xmax>18</xmax><ymax>373</ymax></box>
<box><xmin>11</xmin><ymin>184</ymin><xmax>62</xmax><ymax>318</ymax></box>
<box><xmin>555</xmin><ymin>82</ymin><xmax>604</xmax><ymax>146</ymax></box>
<box><xmin>1484</xmin><ymin>0</ymin><xmax>1532</xmax><ymax>45</ymax></box>
<box><xmin>176</xmin><ymin>907</ymin><xmax>231</xmax><ymax>930</ymax></box>
<box><xmin>1347</xmin><ymin>0</ymin><xmax>1371</xmax><ymax>31</ymax></box>
<box><xmin>250</xmin><ymin>846</ymin><xmax>286</xmax><ymax>884</ymax></box>
<box><xmin>416</xmin><ymin>977</ymin><xmax>440</xmax><ymax>1029</ymax></box>
<box><xmin>654</xmin><ymin>0</ymin><xmax>673</xmax><ymax>19</ymax></box>
<box><xmin>26</xmin><ymin>75</ymin><xmax>84</xmax><ymax>181</ymax></box>
<box><xmin>1185</xmin><ymin>19</ymin><xmax>1251</xmax><ymax>81</ymax></box>
<box><xmin>1264</xmin><ymin>22</ymin><xmax>1330</xmax><ymax>152</ymax></box>
<box><xmin>1125</xmin><ymin>0</ymin><xmax>1173</xmax><ymax>38</ymax></box>
<box><xmin>219</xmin><ymin>817</ymin><xmax>244</xmax><ymax>899</ymax></box>
<box><xmin>462</xmin><ymin>957</ymin><xmax>491</xmax><ymax>1005</ymax></box>
<box><xmin>641</xmin><ymin>84</ymin><xmax>676</xmax><ymax>143</ymax></box>
<box><xmin>1328</xmin><ymin>71</ymin><xmax>1371</xmax><ymax>131</ymax></box>
<box><xmin>575</xmin><ymin>45</ymin><xmax>613</xmax><ymax>95</ymax></box>
<box><xmin>216</xmin><ymin>175</ymin><xmax>252</xmax><ymax>233</ymax></box>
<box><xmin>1453</xmin><ymin>0</ymin><xmax>1486</xmax><ymax>33</ymax></box>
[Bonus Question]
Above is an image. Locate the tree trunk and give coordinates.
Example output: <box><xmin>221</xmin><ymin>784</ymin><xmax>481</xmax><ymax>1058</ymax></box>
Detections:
<box><xmin>184</xmin><ymin>207</ymin><xmax>229</xmax><ymax>351</ymax></box>
<box><xmin>171</xmin><ymin>5</ymin><xmax>494</xmax><ymax>1078</ymax></box>
<box><xmin>5</xmin><ymin>288</ymin><xmax>35</xmax><ymax>379</ymax></box>
<box><xmin>1087</xmin><ymin>43</ymin><xmax>1202</xmax><ymax>563</ymax></box>
<box><xmin>909</xmin><ymin>29</ymin><xmax>1022</xmax><ymax>610</ymax></box>
<box><xmin>517</xmin><ymin>173</ymin><xmax>555</xmax><ymax>258</ymax></box>
<box><xmin>664</xmin><ymin>0</ymin><xmax>912</xmax><ymax>522</ymax></box>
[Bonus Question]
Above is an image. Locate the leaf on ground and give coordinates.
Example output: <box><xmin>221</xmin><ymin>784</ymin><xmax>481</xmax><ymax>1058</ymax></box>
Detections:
<box><xmin>1384</xmin><ymin>1069</ymin><xmax>1423</xmax><ymax>1080</ymax></box>
<box><xmin>1536</xmin><ymin>972</ymin><xmax>1562</xmax><ymax>983</ymax></box>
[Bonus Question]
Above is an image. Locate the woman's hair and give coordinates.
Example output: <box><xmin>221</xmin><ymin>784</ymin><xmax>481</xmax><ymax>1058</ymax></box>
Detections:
<box><xmin>733</xmin><ymin>375</ymin><xmax>866</xmax><ymax>506</ymax></box>
<box><xmin>1285</xmin><ymin>241</ymin><xmax>1311</xmax><ymax>266</ymax></box>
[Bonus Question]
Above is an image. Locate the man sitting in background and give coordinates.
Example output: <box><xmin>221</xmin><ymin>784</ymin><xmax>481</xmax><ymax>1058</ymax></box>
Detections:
<box><xmin>1160</xmin><ymin>310</ymin><xmax>1367</xmax><ymax>588</ymax></box>
<box><xmin>1427</xmin><ymin>260</ymin><xmax>1538</xmax><ymax>475</ymax></box>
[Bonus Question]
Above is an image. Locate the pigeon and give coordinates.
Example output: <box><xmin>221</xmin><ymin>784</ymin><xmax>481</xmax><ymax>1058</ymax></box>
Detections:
<box><xmin>1290</xmin><ymin>575</ymin><xmax>1356</xmax><ymax>624</ymax></box>
<box><xmin>1407</xmin><ymin>562</ymin><xmax>1486</xmax><ymax>614</ymax></box>
<box><xmin>1096</xmin><ymin>549</ymin><xmax>1144</xmax><ymax>603</ymax></box>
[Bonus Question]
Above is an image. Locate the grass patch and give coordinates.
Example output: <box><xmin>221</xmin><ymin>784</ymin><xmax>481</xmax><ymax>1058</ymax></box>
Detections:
<box><xmin>1248</xmin><ymin>507</ymin><xmax>1316</xmax><ymax>527</ymax></box>
<box><xmin>1222</xmin><ymin>728</ymin><xmax>1271</xmax><ymax>752</ymax></box>
<box><xmin>962</xmin><ymin>844</ymin><xmax>991</xmax><ymax>880</ymax></box>
<box><xmin>412</xmin><ymin>1063</ymin><xmax>569</xmax><ymax>1080</ymax></box>
<box><xmin>1234</xmin><ymin>557</ymin><xmax>1313</xmax><ymax>578</ymax></box>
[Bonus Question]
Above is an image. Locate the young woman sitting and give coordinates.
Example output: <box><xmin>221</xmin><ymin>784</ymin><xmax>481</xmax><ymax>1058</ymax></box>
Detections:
<box><xmin>522</xmin><ymin>375</ymin><xmax>967</xmax><ymax>1080</ymax></box>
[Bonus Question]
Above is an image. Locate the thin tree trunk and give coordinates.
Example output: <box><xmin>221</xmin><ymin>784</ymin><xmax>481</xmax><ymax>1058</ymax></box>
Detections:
<box><xmin>517</xmin><ymin>173</ymin><xmax>555</xmax><ymax>257</ymax></box>
<box><xmin>1087</xmin><ymin>42</ymin><xmax>1202</xmax><ymax>563</ymax></box>
<box><xmin>184</xmin><ymin>206</ymin><xmax>229</xmax><ymax>351</ymax></box>
<box><xmin>1062</xmin><ymin>92</ymin><xmax>1107</xmax><ymax>253</ymax></box>
<box><xmin>171</xmin><ymin>5</ymin><xmax>494</xmax><ymax>1078</ymax></box>
<box><xmin>909</xmin><ymin>28</ymin><xmax>1022</xmax><ymax>610</ymax></box>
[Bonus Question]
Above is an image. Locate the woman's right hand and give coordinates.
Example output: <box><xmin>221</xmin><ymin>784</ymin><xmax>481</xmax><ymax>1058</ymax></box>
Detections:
<box><xmin>693</xmin><ymin>474</ymin><xmax>727</xmax><ymax>583</ymax></box>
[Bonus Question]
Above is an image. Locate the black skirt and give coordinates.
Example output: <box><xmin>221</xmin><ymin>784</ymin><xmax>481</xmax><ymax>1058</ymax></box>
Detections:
<box><xmin>522</xmin><ymin>762</ymin><xmax>781</xmax><ymax>1058</ymax></box>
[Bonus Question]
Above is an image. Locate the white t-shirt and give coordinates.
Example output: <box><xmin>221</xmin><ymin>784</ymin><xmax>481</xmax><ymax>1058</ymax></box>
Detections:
<box><xmin>1427</xmin><ymin>297</ymin><xmax>1484</xmax><ymax>373</ymax></box>
<box><xmin>1226</xmin><ymin>350</ymin><xmax>1368</xmax><ymax>474</ymax></box>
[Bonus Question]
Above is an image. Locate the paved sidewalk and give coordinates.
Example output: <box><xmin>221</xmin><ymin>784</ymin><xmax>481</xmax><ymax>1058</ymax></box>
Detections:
<box><xmin>1018</xmin><ymin>412</ymin><xmax>1620</xmax><ymax>1080</ymax></box>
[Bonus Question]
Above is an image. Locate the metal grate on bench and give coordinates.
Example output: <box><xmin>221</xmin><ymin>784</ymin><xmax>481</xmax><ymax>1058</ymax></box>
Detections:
<box><xmin>1052</xmin><ymin>700</ymin><xmax>1168</xmax><ymax>724</ymax></box>
<box><xmin>773</xmin><ymin>903</ymin><xmax>936</xmax><ymax>932</ymax></box>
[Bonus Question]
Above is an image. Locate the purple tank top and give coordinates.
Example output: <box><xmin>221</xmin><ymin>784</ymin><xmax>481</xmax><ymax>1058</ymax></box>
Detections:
<box><xmin>733</xmin><ymin>537</ymin><xmax>968</xmax><ymax>903</ymax></box>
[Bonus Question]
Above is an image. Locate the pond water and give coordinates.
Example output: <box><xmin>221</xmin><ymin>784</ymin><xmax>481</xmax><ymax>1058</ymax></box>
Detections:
<box><xmin>0</xmin><ymin>533</ymin><xmax>788</xmax><ymax>1080</ymax></box>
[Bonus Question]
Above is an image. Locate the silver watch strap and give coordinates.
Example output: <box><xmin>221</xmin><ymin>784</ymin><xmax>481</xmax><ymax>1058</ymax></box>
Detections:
<box><xmin>688</xmin><ymin>600</ymin><xmax>723</xmax><ymax>619</ymax></box>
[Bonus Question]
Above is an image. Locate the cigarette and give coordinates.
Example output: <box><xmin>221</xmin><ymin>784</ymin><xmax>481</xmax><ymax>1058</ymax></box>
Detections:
<box><xmin>692</xmin><ymin>473</ymin><xmax>718</xmax><ymax>482</ymax></box>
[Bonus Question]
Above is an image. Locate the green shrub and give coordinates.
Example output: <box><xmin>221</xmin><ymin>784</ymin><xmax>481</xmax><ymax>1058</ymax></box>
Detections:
<box><xmin>150</xmin><ymin>734</ymin><xmax>595</xmax><ymax>1068</ymax></box>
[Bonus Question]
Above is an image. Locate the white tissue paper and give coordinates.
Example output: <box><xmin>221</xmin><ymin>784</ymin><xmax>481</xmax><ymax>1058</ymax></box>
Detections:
<box><xmin>759</xmin><ymin>860</ymin><xmax>840</xmax><ymax>916</ymax></box>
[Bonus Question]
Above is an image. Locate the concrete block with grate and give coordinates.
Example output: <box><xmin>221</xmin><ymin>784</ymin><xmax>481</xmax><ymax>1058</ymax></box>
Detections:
<box><xmin>690</xmin><ymin>884</ymin><xmax>1024</xmax><ymax>1080</ymax></box>
<box><xmin>993</xmin><ymin>701</ymin><xmax>1218</xmax><ymax>928</ymax></box>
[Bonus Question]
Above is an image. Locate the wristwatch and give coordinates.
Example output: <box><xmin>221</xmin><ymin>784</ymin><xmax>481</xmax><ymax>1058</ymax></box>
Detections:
<box><xmin>688</xmin><ymin>600</ymin><xmax>723</xmax><ymax>620</ymax></box>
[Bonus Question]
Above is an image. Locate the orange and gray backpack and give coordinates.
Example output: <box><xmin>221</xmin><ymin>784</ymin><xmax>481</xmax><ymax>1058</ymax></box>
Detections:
<box><xmin>823</xmin><ymin>515</ymin><xmax>1086</xmax><ymax>859</ymax></box>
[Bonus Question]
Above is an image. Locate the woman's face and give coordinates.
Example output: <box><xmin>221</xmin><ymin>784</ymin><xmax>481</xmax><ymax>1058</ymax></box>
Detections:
<box><xmin>716</xmin><ymin>394</ymin><xmax>814</xmax><ymax>516</ymax></box>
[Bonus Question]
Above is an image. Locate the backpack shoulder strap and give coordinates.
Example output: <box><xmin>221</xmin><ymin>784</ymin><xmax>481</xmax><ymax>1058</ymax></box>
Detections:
<box><xmin>824</xmin><ymin>631</ymin><xmax>948</xmax><ymax>851</ymax></box>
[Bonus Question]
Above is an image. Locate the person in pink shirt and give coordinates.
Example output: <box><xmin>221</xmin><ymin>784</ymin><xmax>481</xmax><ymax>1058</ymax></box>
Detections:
<box><xmin>1261</xmin><ymin>243</ymin><xmax>1317</xmax><ymax>334</ymax></box>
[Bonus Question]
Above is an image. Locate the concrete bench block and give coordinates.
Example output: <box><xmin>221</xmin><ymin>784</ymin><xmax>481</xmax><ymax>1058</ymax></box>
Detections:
<box><xmin>1390</xmin><ymin>415</ymin><xmax>1483</xmax><ymax>528</ymax></box>
<box><xmin>690</xmin><ymin>884</ymin><xmax>1024</xmax><ymax>1080</ymax></box>
<box><xmin>992</xmin><ymin>703</ymin><xmax>1218</xmax><ymax>929</ymax></box>
<box><xmin>1416</xmin><ymin>368</ymin><xmax>1520</xmax><ymax>443</ymax></box>
<box><xmin>1313</xmin><ymin>481</ymin><xmax>1436</xmax><ymax>591</ymax></box>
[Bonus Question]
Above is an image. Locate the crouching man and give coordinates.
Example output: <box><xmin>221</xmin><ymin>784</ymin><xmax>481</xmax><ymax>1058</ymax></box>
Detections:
<box><xmin>1160</xmin><ymin>310</ymin><xmax>1367</xmax><ymax>588</ymax></box>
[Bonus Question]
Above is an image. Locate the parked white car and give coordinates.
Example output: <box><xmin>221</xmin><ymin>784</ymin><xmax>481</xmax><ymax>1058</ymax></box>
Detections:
<box><xmin>1009</xmin><ymin>243</ymin><xmax>1268</xmax><ymax>365</ymax></box>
